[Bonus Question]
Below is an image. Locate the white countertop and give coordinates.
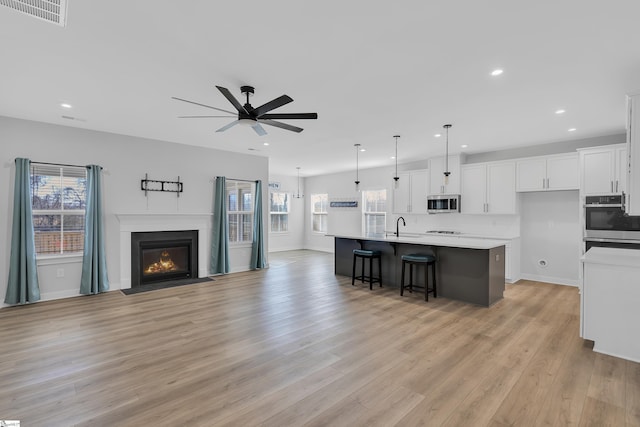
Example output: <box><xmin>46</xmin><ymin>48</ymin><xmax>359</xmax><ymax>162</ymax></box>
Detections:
<box><xmin>331</xmin><ymin>233</ymin><xmax>508</xmax><ymax>250</ymax></box>
<box><xmin>581</xmin><ymin>247</ymin><xmax>640</xmax><ymax>268</ymax></box>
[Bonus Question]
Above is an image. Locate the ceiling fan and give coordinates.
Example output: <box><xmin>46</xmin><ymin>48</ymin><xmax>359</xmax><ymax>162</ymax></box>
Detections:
<box><xmin>172</xmin><ymin>85</ymin><xmax>318</xmax><ymax>136</ymax></box>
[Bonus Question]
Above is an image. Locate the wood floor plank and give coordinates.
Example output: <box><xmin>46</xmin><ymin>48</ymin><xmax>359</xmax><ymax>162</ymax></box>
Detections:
<box><xmin>0</xmin><ymin>250</ymin><xmax>637</xmax><ymax>426</ymax></box>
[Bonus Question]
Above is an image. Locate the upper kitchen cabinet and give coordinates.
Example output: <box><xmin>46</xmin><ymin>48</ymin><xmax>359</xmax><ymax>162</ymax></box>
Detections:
<box><xmin>429</xmin><ymin>155</ymin><xmax>461</xmax><ymax>195</ymax></box>
<box><xmin>578</xmin><ymin>144</ymin><xmax>627</xmax><ymax>196</ymax></box>
<box><xmin>626</xmin><ymin>91</ymin><xmax>640</xmax><ymax>215</ymax></box>
<box><xmin>461</xmin><ymin>161</ymin><xmax>517</xmax><ymax>214</ymax></box>
<box><xmin>392</xmin><ymin>169</ymin><xmax>428</xmax><ymax>214</ymax></box>
<box><xmin>516</xmin><ymin>153</ymin><xmax>579</xmax><ymax>192</ymax></box>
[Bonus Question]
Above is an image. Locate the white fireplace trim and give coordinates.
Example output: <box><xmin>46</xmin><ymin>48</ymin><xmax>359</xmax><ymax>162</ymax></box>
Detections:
<box><xmin>117</xmin><ymin>213</ymin><xmax>213</xmax><ymax>289</ymax></box>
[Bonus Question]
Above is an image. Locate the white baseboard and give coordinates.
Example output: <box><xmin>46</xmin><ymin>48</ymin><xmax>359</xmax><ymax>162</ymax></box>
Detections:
<box><xmin>518</xmin><ymin>273</ymin><xmax>579</xmax><ymax>287</ymax></box>
<box><xmin>303</xmin><ymin>245</ymin><xmax>334</xmax><ymax>253</ymax></box>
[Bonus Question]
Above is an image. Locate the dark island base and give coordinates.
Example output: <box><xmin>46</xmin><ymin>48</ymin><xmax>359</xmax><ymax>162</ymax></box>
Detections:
<box><xmin>334</xmin><ymin>237</ymin><xmax>505</xmax><ymax>307</ymax></box>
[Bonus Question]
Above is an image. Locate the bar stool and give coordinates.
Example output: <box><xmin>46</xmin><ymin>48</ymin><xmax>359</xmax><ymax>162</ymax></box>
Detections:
<box><xmin>400</xmin><ymin>253</ymin><xmax>437</xmax><ymax>301</ymax></box>
<box><xmin>352</xmin><ymin>249</ymin><xmax>382</xmax><ymax>290</ymax></box>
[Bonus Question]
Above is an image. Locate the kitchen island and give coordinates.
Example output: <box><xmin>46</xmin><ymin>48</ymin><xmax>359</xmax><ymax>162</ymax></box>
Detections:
<box><xmin>333</xmin><ymin>234</ymin><xmax>507</xmax><ymax>306</ymax></box>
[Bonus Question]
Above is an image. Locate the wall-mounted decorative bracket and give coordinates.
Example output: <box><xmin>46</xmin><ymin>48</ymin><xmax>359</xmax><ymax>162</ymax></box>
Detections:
<box><xmin>141</xmin><ymin>173</ymin><xmax>183</xmax><ymax>197</ymax></box>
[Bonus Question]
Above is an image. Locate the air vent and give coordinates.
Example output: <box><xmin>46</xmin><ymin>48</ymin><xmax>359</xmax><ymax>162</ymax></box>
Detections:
<box><xmin>0</xmin><ymin>0</ymin><xmax>68</xmax><ymax>27</ymax></box>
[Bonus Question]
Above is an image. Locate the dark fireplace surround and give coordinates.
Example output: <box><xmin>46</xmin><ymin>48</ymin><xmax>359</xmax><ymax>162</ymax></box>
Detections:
<box><xmin>131</xmin><ymin>230</ymin><xmax>198</xmax><ymax>287</ymax></box>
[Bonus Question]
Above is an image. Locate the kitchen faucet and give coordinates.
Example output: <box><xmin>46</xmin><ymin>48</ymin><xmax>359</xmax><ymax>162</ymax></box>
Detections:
<box><xmin>396</xmin><ymin>216</ymin><xmax>406</xmax><ymax>237</ymax></box>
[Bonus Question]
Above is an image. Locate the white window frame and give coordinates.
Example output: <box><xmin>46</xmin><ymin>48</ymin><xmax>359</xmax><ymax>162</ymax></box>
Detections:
<box><xmin>311</xmin><ymin>193</ymin><xmax>329</xmax><ymax>234</ymax></box>
<box><xmin>226</xmin><ymin>180</ymin><xmax>254</xmax><ymax>245</ymax></box>
<box><xmin>269</xmin><ymin>191</ymin><xmax>290</xmax><ymax>234</ymax></box>
<box><xmin>362</xmin><ymin>189</ymin><xmax>387</xmax><ymax>238</ymax></box>
<box><xmin>30</xmin><ymin>163</ymin><xmax>87</xmax><ymax>257</ymax></box>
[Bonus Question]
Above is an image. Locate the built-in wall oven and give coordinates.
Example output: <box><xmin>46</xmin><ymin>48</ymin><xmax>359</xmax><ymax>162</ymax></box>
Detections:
<box><xmin>584</xmin><ymin>195</ymin><xmax>640</xmax><ymax>250</ymax></box>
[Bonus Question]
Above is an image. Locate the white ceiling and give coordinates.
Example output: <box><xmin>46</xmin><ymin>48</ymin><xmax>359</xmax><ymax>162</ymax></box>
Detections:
<box><xmin>1</xmin><ymin>1</ymin><xmax>640</xmax><ymax>177</ymax></box>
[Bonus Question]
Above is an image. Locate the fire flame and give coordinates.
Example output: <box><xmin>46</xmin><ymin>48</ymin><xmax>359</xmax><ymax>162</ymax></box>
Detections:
<box><xmin>144</xmin><ymin>250</ymin><xmax>178</xmax><ymax>274</ymax></box>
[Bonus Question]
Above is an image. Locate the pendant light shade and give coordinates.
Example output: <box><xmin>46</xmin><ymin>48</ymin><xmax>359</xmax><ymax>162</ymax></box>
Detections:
<box><xmin>354</xmin><ymin>143</ymin><xmax>361</xmax><ymax>192</ymax></box>
<box><xmin>443</xmin><ymin>124</ymin><xmax>452</xmax><ymax>185</ymax></box>
<box><xmin>295</xmin><ymin>167</ymin><xmax>303</xmax><ymax>199</ymax></box>
<box><xmin>393</xmin><ymin>135</ymin><xmax>400</xmax><ymax>190</ymax></box>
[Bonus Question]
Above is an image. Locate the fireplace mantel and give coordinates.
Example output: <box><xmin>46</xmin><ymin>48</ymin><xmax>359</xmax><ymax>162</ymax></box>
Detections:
<box><xmin>118</xmin><ymin>213</ymin><xmax>212</xmax><ymax>289</ymax></box>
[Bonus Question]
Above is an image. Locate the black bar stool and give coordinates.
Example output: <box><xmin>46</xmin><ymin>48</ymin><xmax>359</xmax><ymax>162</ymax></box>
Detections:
<box><xmin>400</xmin><ymin>253</ymin><xmax>437</xmax><ymax>301</ymax></box>
<box><xmin>352</xmin><ymin>249</ymin><xmax>382</xmax><ymax>290</ymax></box>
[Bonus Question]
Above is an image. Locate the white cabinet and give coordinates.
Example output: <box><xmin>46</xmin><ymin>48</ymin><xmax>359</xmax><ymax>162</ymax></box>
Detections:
<box><xmin>626</xmin><ymin>92</ymin><xmax>640</xmax><ymax>214</ymax></box>
<box><xmin>516</xmin><ymin>153</ymin><xmax>579</xmax><ymax>192</ymax></box>
<box><xmin>461</xmin><ymin>161</ymin><xmax>516</xmax><ymax>214</ymax></box>
<box><xmin>392</xmin><ymin>169</ymin><xmax>428</xmax><ymax>214</ymax></box>
<box><xmin>429</xmin><ymin>155</ymin><xmax>461</xmax><ymax>195</ymax></box>
<box><xmin>579</xmin><ymin>144</ymin><xmax>627</xmax><ymax>195</ymax></box>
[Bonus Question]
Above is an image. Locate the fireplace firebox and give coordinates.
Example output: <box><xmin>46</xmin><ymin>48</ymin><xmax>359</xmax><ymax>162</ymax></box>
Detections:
<box><xmin>131</xmin><ymin>230</ymin><xmax>198</xmax><ymax>287</ymax></box>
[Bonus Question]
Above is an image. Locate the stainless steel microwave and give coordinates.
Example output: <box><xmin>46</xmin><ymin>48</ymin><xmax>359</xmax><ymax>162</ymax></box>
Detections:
<box><xmin>427</xmin><ymin>194</ymin><xmax>460</xmax><ymax>214</ymax></box>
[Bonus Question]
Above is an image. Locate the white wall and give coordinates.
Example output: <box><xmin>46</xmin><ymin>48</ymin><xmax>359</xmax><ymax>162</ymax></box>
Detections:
<box><xmin>268</xmin><ymin>174</ymin><xmax>305</xmax><ymax>252</ymax></box>
<box><xmin>1</xmin><ymin>116</ymin><xmax>269</xmax><ymax>307</ymax></box>
<box><xmin>519</xmin><ymin>191</ymin><xmax>581</xmax><ymax>286</ymax></box>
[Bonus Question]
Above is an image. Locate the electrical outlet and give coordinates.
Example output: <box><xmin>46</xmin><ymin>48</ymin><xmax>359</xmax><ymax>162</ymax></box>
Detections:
<box><xmin>56</xmin><ymin>268</ymin><xmax>64</xmax><ymax>278</ymax></box>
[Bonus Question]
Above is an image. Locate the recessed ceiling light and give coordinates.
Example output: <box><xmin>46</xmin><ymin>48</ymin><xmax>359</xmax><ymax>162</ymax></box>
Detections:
<box><xmin>390</xmin><ymin>156</ymin><xmax>396</xmax><ymax>159</ymax></box>
<box><xmin>490</xmin><ymin>69</ymin><xmax>503</xmax><ymax>76</ymax></box>
<box><xmin>461</xmin><ymin>144</ymin><xmax>468</xmax><ymax>148</ymax></box>
<box><xmin>555</xmin><ymin>109</ymin><xmax>566</xmax><ymax>115</ymax></box>
<box><xmin>360</xmin><ymin>148</ymin><xmax>366</xmax><ymax>152</ymax></box>
<box><xmin>568</xmin><ymin>128</ymin><xmax>577</xmax><ymax>132</ymax></box>
<box><xmin>434</xmin><ymin>133</ymin><xmax>441</xmax><ymax>138</ymax></box>
<box><xmin>60</xmin><ymin>103</ymin><xmax>72</xmax><ymax>109</ymax></box>
<box><xmin>263</xmin><ymin>142</ymin><xmax>269</xmax><ymax>146</ymax></box>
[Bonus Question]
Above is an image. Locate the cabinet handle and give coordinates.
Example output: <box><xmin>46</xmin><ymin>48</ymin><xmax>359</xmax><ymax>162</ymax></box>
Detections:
<box><xmin>611</xmin><ymin>181</ymin><xmax>614</xmax><ymax>193</ymax></box>
<box><xmin>542</xmin><ymin>178</ymin><xmax>545</xmax><ymax>189</ymax></box>
<box><xmin>616</xmin><ymin>180</ymin><xmax>619</xmax><ymax>193</ymax></box>
<box><xmin>546</xmin><ymin>178</ymin><xmax>550</xmax><ymax>189</ymax></box>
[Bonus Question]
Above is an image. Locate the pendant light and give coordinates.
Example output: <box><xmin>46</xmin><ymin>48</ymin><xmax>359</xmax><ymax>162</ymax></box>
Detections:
<box><xmin>443</xmin><ymin>124</ymin><xmax>452</xmax><ymax>185</ymax></box>
<box><xmin>295</xmin><ymin>167</ymin><xmax>303</xmax><ymax>199</ymax></box>
<box><xmin>354</xmin><ymin>143</ymin><xmax>361</xmax><ymax>192</ymax></box>
<box><xmin>393</xmin><ymin>135</ymin><xmax>400</xmax><ymax>189</ymax></box>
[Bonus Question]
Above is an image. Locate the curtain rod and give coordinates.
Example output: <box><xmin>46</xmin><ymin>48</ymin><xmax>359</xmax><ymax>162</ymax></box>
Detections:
<box><xmin>29</xmin><ymin>161</ymin><xmax>106</xmax><ymax>173</ymax></box>
<box><xmin>217</xmin><ymin>176</ymin><xmax>259</xmax><ymax>183</ymax></box>
<box><xmin>31</xmin><ymin>161</ymin><xmax>88</xmax><ymax>169</ymax></box>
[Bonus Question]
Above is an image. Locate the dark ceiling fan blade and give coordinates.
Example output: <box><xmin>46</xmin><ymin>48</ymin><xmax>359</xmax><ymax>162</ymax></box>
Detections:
<box><xmin>171</xmin><ymin>97</ymin><xmax>236</xmax><ymax>115</ymax></box>
<box><xmin>215</xmin><ymin>120</ymin><xmax>240</xmax><ymax>132</ymax></box>
<box><xmin>252</xmin><ymin>122</ymin><xmax>267</xmax><ymax>136</ymax></box>
<box><xmin>178</xmin><ymin>115</ymin><xmax>235</xmax><ymax>118</ymax></box>
<box><xmin>259</xmin><ymin>119</ymin><xmax>304</xmax><ymax>133</ymax></box>
<box><xmin>252</xmin><ymin>95</ymin><xmax>294</xmax><ymax>117</ymax></box>
<box><xmin>216</xmin><ymin>86</ymin><xmax>247</xmax><ymax>114</ymax></box>
<box><xmin>259</xmin><ymin>113</ymin><xmax>318</xmax><ymax>120</ymax></box>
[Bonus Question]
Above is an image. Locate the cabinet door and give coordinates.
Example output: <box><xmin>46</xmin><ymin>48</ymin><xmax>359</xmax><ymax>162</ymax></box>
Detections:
<box><xmin>627</xmin><ymin>93</ymin><xmax>640</xmax><ymax>214</ymax></box>
<box><xmin>616</xmin><ymin>146</ymin><xmax>628</xmax><ymax>194</ymax></box>
<box><xmin>547</xmin><ymin>154</ymin><xmax>579</xmax><ymax>190</ymax></box>
<box><xmin>582</xmin><ymin>149</ymin><xmax>615</xmax><ymax>195</ymax></box>
<box><xmin>461</xmin><ymin>164</ymin><xmax>487</xmax><ymax>214</ymax></box>
<box><xmin>516</xmin><ymin>158</ymin><xmax>546</xmax><ymax>192</ymax></box>
<box><xmin>410</xmin><ymin>170</ymin><xmax>428</xmax><ymax>213</ymax></box>
<box><xmin>487</xmin><ymin>162</ymin><xmax>516</xmax><ymax>214</ymax></box>
<box><xmin>392</xmin><ymin>171</ymin><xmax>412</xmax><ymax>213</ymax></box>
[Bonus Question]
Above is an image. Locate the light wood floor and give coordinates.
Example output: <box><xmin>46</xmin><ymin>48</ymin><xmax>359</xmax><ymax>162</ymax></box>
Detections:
<box><xmin>1</xmin><ymin>250</ymin><xmax>639</xmax><ymax>426</ymax></box>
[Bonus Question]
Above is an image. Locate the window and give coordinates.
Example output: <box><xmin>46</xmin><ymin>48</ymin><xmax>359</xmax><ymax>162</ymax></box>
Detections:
<box><xmin>31</xmin><ymin>164</ymin><xmax>87</xmax><ymax>255</ymax></box>
<box><xmin>311</xmin><ymin>193</ymin><xmax>328</xmax><ymax>233</ymax></box>
<box><xmin>270</xmin><ymin>192</ymin><xmax>289</xmax><ymax>233</ymax></box>
<box><xmin>362</xmin><ymin>189</ymin><xmax>386</xmax><ymax>237</ymax></box>
<box><xmin>226</xmin><ymin>180</ymin><xmax>253</xmax><ymax>243</ymax></box>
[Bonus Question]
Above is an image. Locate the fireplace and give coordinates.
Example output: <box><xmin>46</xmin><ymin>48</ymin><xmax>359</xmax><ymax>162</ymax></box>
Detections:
<box><xmin>131</xmin><ymin>230</ymin><xmax>198</xmax><ymax>287</ymax></box>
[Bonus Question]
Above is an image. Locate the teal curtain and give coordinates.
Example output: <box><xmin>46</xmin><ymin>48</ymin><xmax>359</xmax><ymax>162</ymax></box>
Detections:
<box><xmin>5</xmin><ymin>158</ymin><xmax>41</xmax><ymax>305</ymax></box>
<box><xmin>211</xmin><ymin>176</ymin><xmax>229</xmax><ymax>274</ymax></box>
<box><xmin>80</xmin><ymin>165</ymin><xmax>109</xmax><ymax>295</ymax></box>
<box><xmin>250</xmin><ymin>180</ymin><xmax>266</xmax><ymax>269</ymax></box>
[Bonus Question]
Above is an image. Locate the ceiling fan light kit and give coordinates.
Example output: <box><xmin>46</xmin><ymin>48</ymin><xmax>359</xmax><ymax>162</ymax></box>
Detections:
<box><xmin>173</xmin><ymin>85</ymin><xmax>318</xmax><ymax>136</ymax></box>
